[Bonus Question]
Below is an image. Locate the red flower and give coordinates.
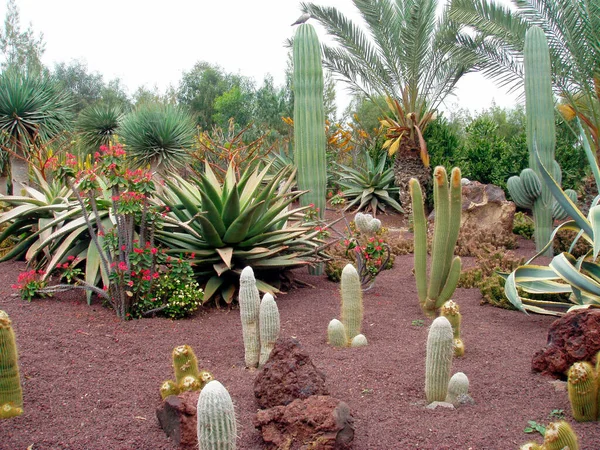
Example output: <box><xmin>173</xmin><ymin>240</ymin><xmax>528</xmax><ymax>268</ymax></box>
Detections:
<box><xmin>127</xmin><ymin>280</ymin><xmax>134</xmax><ymax>287</ymax></box>
<box><xmin>133</xmin><ymin>247</ymin><xmax>144</xmax><ymax>254</ymax></box>
<box><xmin>150</xmin><ymin>247</ymin><xmax>158</xmax><ymax>255</ymax></box>
<box><xmin>118</xmin><ymin>261</ymin><xmax>128</xmax><ymax>271</ymax></box>
<box><xmin>67</xmin><ymin>255</ymin><xmax>75</xmax><ymax>261</ymax></box>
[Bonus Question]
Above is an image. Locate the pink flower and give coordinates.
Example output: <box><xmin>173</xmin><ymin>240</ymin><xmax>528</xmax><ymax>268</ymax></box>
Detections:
<box><xmin>67</xmin><ymin>255</ymin><xmax>75</xmax><ymax>261</ymax></box>
<box><xmin>118</xmin><ymin>261</ymin><xmax>128</xmax><ymax>271</ymax></box>
<box><xmin>150</xmin><ymin>247</ymin><xmax>158</xmax><ymax>255</ymax></box>
<box><xmin>127</xmin><ymin>280</ymin><xmax>134</xmax><ymax>287</ymax></box>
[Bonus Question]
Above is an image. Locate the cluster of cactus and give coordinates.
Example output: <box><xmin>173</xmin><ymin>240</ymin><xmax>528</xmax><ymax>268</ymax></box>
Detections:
<box><xmin>567</xmin><ymin>354</ymin><xmax>600</xmax><ymax>422</ymax></box>
<box><xmin>410</xmin><ymin>166</ymin><xmax>462</xmax><ymax>317</ymax></box>
<box><xmin>327</xmin><ymin>264</ymin><xmax>368</xmax><ymax>348</ymax></box>
<box><xmin>506</xmin><ymin>26</ymin><xmax>576</xmax><ymax>256</ymax></box>
<box><xmin>354</xmin><ymin>212</ymin><xmax>381</xmax><ymax>234</ymax></box>
<box><xmin>520</xmin><ymin>421</ymin><xmax>579</xmax><ymax>450</ymax></box>
<box><xmin>196</xmin><ymin>380</ymin><xmax>237</xmax><ymax>450</ymax></box>
<box><xmin>425</xmin><ymin>316</ymin><xmax>470</xmax><ymax>404</ymax></box>
<box><xmin>293</xmin><ymin>22</ymin><xmax>327</xmax><ymax>275</ymax></box>
<box><xmin>159</xmin><ymin>345</ymin><xmax>214</xmax><ymax>400</ymax></box>
<box><xmin>239</xmin><ymin>267</ymin><xmax>280</xmax><ymax>368</ymax></box>
<box><xmin>0</xmin><ymin>310</ymin><xmax>23</xmax><ymax>419</ymax></box>
<box><xmin>440</xmin><ymin>300</ymin><xmax>464</xmax><ymax>357</ymax></box>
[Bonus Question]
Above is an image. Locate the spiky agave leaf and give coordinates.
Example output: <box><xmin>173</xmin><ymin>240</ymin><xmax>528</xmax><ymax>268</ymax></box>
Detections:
<box><xmin>156</xmin><ymin>163</ymin><xmax>322</xmax><ymax>304</ymax></box>
<box><xmin>77</xmin><ymin>103</ymin><xmax>123</xmax><ymax>155</ymax></box>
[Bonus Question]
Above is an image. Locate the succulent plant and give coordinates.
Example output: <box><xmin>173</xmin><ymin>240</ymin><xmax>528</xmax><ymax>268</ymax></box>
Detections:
<box><xmin>327</xmin><ymin>319</ymin><xmax>348</xmax><ymax>348</ymax></box>
<box><xmin>238</xmin><ymin>267</ymin><xmax>261</xmax><ymax>368</ymax></box>
<box><xmin>258</xmin><ymin>293</ymin><xmax>280</xmax><ymax>368</ymax></box>
<box><xmin>159</xmin><ymin>345</ymin><xmax>213</xmax><ymax>399</ymax></box>
<box><xmin>440</xmin><ymin>300</ymin><xmax>464</xmax><ymax>357</ymax></box>
<box><xmin>159</xmin><ymin>380</ymin><xmax>179</xmax><ymax>400</ymax></box>
<box><xmin>340</xmin><ymin>264</ymin><xmax>363</xmax><ymax>341</ymax></box>
<box><xmin>567</xmin><ymin>361</ymin><xmax>598</xmax><ymax>422</ymax></box>
<box><xmin>156</xmin><ymin>162</ymin><xmax>320</xmax><ymax>304</ymax></box>
<box><xmin>543</xmin><ymin>421</ymin><xmax>579</xmax><ymax>450</ymax></box>
<box><xmin>519</xmin><ymin>443</ymin><xmax>543</xmax><ymax>450</ymax></box>
<box><xmin>350</xmin><ymin>334</ymin><xmax>368</xmax><ymax>347</ymax></box>
<box><xmin>411</xmin><ymin>166</ymin><xmax>462</xmax><ymax>317</ymax></box>
<box><xmin>425</xmin><ymin>316</ymin><xmax>454</xmax><ymax>403</ymax></box>
<box><xmin>445</xmin><ymin>372</ymin><xmax>469</xmax><ymax>405</ymax></box>
<box><xmin>0</xmin><ymin>310</ymin><xmax>23</xmax><ymax>419</ymax></box>
<box><xmin>354</xmin><ymin>212</ymin><xmax>382</xmax><ymax>235</ymax></box>
<box><xmin>196</xmin><ymin>380</ymin><xmax>237</xmax><ymax>450</ymax></box>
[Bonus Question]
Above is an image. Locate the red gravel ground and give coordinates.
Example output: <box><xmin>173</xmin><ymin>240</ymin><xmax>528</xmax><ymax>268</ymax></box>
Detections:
<box><xmin>1</xmin><ymin>212</ymin><xmax>599</xmax><ymax>449</ymax></box>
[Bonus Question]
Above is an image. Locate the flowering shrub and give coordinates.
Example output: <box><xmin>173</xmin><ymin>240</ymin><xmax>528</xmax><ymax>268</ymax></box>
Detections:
<box><xmin>345</xmin><ymin>236</ymin><xmax>388</xmax><ymax>277</ymax></box>
<box><xmin>11</xmin><ymin>270</ymin><xmax>49</xmax><ymax>301</ymax></box>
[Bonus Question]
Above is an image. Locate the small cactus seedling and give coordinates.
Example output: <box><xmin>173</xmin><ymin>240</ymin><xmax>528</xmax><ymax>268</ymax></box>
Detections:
<box><xmin>445</xmin><ymin>372</ymin><xmax>469</xmax><ymax>404</ymax></box>
<box><xmin>354</xmin><ymin>212</ymin><xmax>381</xmax><ymax>234</ymax></box>
<box><xmin>159</xmin><ymin>380</ymin><xmax>179</xmax><ymax>400</ymax></box>
<box><xmin>350</xmin><ymin>334</ymin><xmax>368</xmax><ymax>347</ymax></box>
<box><xmin>239</xmin><ymin>267</ymin><xmax>261</xmax><ymax>368</ymax></box>
<box><xmin>173</xmin><ymin>344</ymin><xmax>200</xmax><ymax>385</ymax></box>
<box><xmin>197</xmin><ymin>380</ymin><xmax>237</xmax><ymax>450</ymax></box>
<box><xmin>425</xmin><ymin>316</ymin><xmax>454</xmax><ymax>403</ymax></box>
<box><xmin>327</xmin><ymin>319</ymin><xmax>348</xmax><ymax>347</ymax></box>
<box><xmin>258</xmin><ymin>293</ymin><xmax>280</xmax><ymax>368</ymax></box>
<box><xmin>543</xmin><ymin>421</ymin><xmax>579</xmax><ymax>450</ymax></box>
<box><xmin>0</xmin><ymin>310</ymin><xmax>23</xmax><ymax>419</ymax></box>
<box><xmin>198</xmin><ymin>370</ymin><xmax>214</xmax><ymax>389</ymax></box>
<box><xmin>440</xmin><ymin>300</ymin><xmax>464</xmax><ymax>357</ymax></box>
<box><xmin>340</xmin><ymin>264</ymin><xmax>363</xmax><ymax>341</ymax></box>
<box><xmin>567</xmin><ymin>361</ymin><xmax>598</xmax><ymax>422</ymax></box>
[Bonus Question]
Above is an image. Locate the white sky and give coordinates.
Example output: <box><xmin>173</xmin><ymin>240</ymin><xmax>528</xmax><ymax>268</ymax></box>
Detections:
<box><xmin>6</xmin><ymin>0</ymin><xmax>520</xmax><ymax>117</ymax></box>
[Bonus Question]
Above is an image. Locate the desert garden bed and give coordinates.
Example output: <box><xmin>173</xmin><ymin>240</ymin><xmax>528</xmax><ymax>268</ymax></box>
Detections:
<box><xmin>1</xmin><ymin>229</ymin><xmax>599</xmax><ymax>449</ymax></box>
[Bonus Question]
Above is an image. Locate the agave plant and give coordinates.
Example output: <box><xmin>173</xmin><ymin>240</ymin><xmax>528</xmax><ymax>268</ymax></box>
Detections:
<box><xmin>155</xmin><ymin>162</ymin><xmax>322</xmax><ymax>304</ymax></box>
<box><xmin>119</xmin><ymin>103</ymin><xmax>196</xmax><ymax>173</ymax></box>
<box><xmin>335</xmin><ymin>152</ymin><xmax>403</xmax><ymax>216</ymax></box>
<box><xmin>503</xmin><ymin>124</ymin><xmax>600</xmax><ymax>315</ymax></box>
<box><xmin>76</xmin><ymin>103</ymin><xmax>123</xmax><ymax>155</ymax></box>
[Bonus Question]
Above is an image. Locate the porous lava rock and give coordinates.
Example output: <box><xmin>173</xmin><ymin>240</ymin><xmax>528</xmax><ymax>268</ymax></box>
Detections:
<box><xmin>460</xmin><ymin>180</ymin><xmax>516</xmax><ymax>238</ymax></box>
<box><xmin>254</xmin><ymin>395</ymin><xmax>354</xmax><ymax>449</ymax></box>
<box><xmin>254</xmin><ymin>337</ymin><xmax>328</xmax><ymax>409</ymax></box>
<box><xmin>156</xmin><ymin>391</ymin><xmax>199</xmax><ymax>449</ymax></box>
<box><xmin>532</xmin><ymin>309</ymin><xmax>600</xmax><ymax>378</ymax></box>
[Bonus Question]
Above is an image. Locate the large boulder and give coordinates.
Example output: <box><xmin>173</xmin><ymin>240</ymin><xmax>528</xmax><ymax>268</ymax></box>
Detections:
<box><xmin>459</xmin><ymin>180</ymin><xmax>516</xmax><ymax>238</ymax></box>
<box><xmin>156</xmin><ymin>391</ymin><xmax>199</xmax><ymax>449</ymax></box>
<box><xmin>532</xmin><ymin>309</ymin><xmax>600</xmax><ymax>378</ymax></box>
<box><xmin>254</xmin><ymin>395</ymin><xmax>354</xmax><ymax>449</ymax></box>
<box><xmin>254</xmin><ymin>337</ymin><xmax>328</xmax><ymax>409</ymax></box>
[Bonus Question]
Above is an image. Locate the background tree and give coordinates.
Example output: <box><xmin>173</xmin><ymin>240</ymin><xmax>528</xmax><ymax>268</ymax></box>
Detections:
<box><xmin>52</xmin><ymin>60</ymin><xmax>104</xmax><ymax>113</ymax></box>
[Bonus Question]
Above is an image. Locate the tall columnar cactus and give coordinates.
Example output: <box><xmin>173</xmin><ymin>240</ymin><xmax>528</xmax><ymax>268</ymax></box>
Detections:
<box><xmin>239</xmin><ymin>266</ymin><xmax>261</xmax><ymax>368</ymax></box>
<box><xmin>196</xmin><ymin>380</ymin><xmax>237</xmax><ymax>450</ymax></box>
<box><xmin>506</xmin><ymin>26</ymin><xmax>573</xmax><ymax>255</ymax></box>
<box><xmin>440</xmin><ymin>300</ymin><xmax>464</xmax><ymax>357</ymax></box>
<box><xmin>425</xmin><ymin>316</ymin><xmax>454</xmax><ymax>403</ymax></box>
<box><xmin>340</xmin><ymin>264</ymin><xmax>363</xmax><ymax>340</ymax></box>
<box><xmin>410</xmin><ymin>166</ymin><xmax>462</xmax><ymax>317</ymax></box>
<box><xmin>445</xmin><ymin>372</ymin><xmax>469</xmax><ymax>405</ymax></box>
<box><xmin>0</xmin><ymin>310</ymin><xmax>23</xmax><ymax>419</ymax></box>
<box><xmin>258</xmin><ymin>293</ymin><xmax>280</xmax><ymax>368</ymax></box>
<box><xmin>567</xmin><ymin>361</ymin><xmax>598</xmax><ymax>421</ymax></box>
<box><xmin>543</xmin><ymin>421</ymin><xmax>579</xmax><ymax>450</ymax></box>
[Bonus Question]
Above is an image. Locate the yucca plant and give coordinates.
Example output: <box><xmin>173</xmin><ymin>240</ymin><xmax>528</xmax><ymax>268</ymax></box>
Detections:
<box><xmin>503</xmin><ymin>123</ymin><xmax>600</xmax><ymax>315</ymax></box>
<box><xmin>335</xmin><ymin>152</ymin><xmax>403</xmax><ymax>216</ymax></box>
<box><xmin>77</xmin><ymin>103</ymin><xmax>123</xmax><ymax>155</ymax></box>
<box><xmin>155</xmin><ymin>162</ymin><xmax>322</xmax><ymax>304</ymax></box>
<box><xmin>119</xmin><ymin>103</ymin><xmax>196</xmax><ymax>173</ymax></box>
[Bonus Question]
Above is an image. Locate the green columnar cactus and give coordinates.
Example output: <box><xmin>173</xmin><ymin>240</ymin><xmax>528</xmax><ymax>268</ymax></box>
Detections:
<box><xmin>239</xmin><ymin>266</ymin><xmax>261</xmax><ymax>368</ymax></box>
<box><xmin>425</xmin><ymin>316</ymin><xmax>454</xmax><ymax>403</ymax></box>
<box><xmin>196</xmin><ymin>380</ymin><xmax>237</xmax><ymax>450</ymax></box>
<box><xmin>596</xmin><ymin>350</ymin><xmax>600</xmax><ymax>419</ymax></box>
<box><xmin>410</xmin><ymin>167</ymin><xmax>462</xmax><ymax>317</ymax></box>
<box><xmin>568</xmin><ymin>361</ymin><xmax>598</xmax><ymax>421</ymax></box>
<box><xmin>0</xmin><ymin>310</ymin><xmax>23</xmax><ymax>419</ymax></box>
<box><xmin>445</xmin><ymin>372</ymin><xmax>469</xmax><ymax>405</ymax></box>
<box><xmin>506</xmin><ymin>26</ymin><xmax>559</xmax><ymax>256</ymax></box>
<box><xmin>340</xmin><ymin>264</ymin><xmax>363</xmax><ymax>340</ymax></box>
<box><xmin>293</xmin><ymin>23</ymin><xmax>327</xmax><ymax>275</ymax></box>
<box><xmin>258</xmin><ymin>293</ymin><xmax>280</xmax><ymax>368</ymax></box>
<box><xmin>543</xmin><ymin>421</ymin><xmax>579</xmax><ymax>450</ymax></box>
<box><xmin>172</xmin><ymin>345</ymin><xmax>200</xmax><ymax>384</ymax></box>
<box><xmin>440</xmin><ymin>300</ymin><xmax>464</xmax><ymax>357</ymax></box>
<box><xmin>327</xmin><ymin>319</ymin><xmax>348</xmax><ymax>347</ymax></box>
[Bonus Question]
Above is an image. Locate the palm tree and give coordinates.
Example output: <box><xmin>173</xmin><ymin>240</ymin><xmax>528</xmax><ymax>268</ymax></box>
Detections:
<box><xmin>0</xmin><ymin>69</ymin><xmax>74</xmax><ymax>194</ymax></box>
<box><xmin>301</xmin><ymin>0</ymin><xmax>472</xmax><ymax>212</ymax></box>
<box><xmin>119</xmin><ymin>103</ymin><xmax>197</xmax><ymax>174</ymax></box>
<box><xmin>449</xmin><ymin>0</ymin><xmax>600</xmax><ymax>154</ymax></box>
<box><xmin>76</xmin><ymin>103</ymin><xmax>124</xmax><ymax>155</ymax></box>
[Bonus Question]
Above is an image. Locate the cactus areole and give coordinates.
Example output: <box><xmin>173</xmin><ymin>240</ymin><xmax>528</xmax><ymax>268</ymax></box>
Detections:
<box><xmin>293</xmin><ymin>23</ymin><xmax>327</xmax><ymax>219</ymax></box>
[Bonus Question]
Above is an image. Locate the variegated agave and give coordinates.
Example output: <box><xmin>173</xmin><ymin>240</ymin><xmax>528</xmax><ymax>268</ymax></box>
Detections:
<box><xmin>503</xmin><ymin>124</ymin><xmax>600</xmax><ymax>315</ymax></box>
<box><xmin>156</xmin><ymin>162</ymin><xmax>323</xmax><ymax>304</ymax></box>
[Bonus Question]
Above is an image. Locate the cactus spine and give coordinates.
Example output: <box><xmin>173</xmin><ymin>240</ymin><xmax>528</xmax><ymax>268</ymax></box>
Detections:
<box><xmin>196</xmin><ymin>380</ymin><xmax>237</xmax><ymax>450</ymax></box>
<box><xmin>445</xmin><ymin>372</ymin><xmax>469</xmax><ymax>405</ymax></box>
<box><xmin>440</xmin><ymin>300</ymin><xmax>464</xmax><ymax>357</ymax></box>
<box><xmin>258</xmin><ymin>293</ymin><xmax>280</xmax><ymax>368</ymax></box>
<box><xmin>543</xmin><ymin>421</ymin><xmax>579</xmax><ymax>450</ymax></box>
<box><xmin>568</xmin><ymin>361</ymin><xmax>598</xmax><ymax>421</ymax></box>
<box><xmin>506</xmin><ymin>26</ymin><xmax>560</xmax><ymax>255</ymax></box>
<box><xmin>340</xmin><ymin>264</ymin><xmax>363</xmax><ymax>340</ymax></box>
<box><xmin>239</xmin><ymin>266</ymin><xmax>261</xmax><ymax>368</ymax></box>
<box><xmin>327</xmin><ymin>319</ymin><xmax>348</xmax><ymax>347</ymax></box>
<box><xmin>293</xmin><ymin>23</ymin><xmax>327</xmax><ymax>275</ymax></box>
<box><xmin>425</xmin><ymin>316</ymin><xmax>454</xmax><ymax>403</ymax></box>
<box><xmin>0</xmin><ymin>310</ymin><xmax>22</xmax><ymax>419</ymax></box>
<box><xmin>410</xmin><ymin>167</ymin><xmax>462</xmax><ymax>317</ymax></box>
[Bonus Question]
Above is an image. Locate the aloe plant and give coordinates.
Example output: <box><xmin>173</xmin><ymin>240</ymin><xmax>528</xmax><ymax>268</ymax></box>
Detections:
<box><xmin>156</xmin><ymin>162</ymin><xmax>321</xmax><ymax>304</ymax></box>
<box><xmin>335</xmin><ymin>152</ymin><xmax>403</xmax><ymax>216</ymax></box>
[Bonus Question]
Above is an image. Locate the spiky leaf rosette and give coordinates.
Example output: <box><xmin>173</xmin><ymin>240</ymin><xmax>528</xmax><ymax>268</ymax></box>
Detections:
<box><xmin>156</xmin><ymin>162</ymin><xmax>321</xmax><ymax>304</ymax></box>
<box><xmin>0</xmin><ymin>310</ymin><xmax>23</xmax><ymax>419</ymax></box>
<box><xmin>196</xmin><ymin>380</ymin><xmax>237</xmax><ymax>450</ymax></box>
<box><xmin>76</xmin><ymin>103</ymin><xmax>123</xmax><ymax>154</ymax></box>
<box><xmin>119</xmin><ymin>103</ymin><xmax>196</xmax><ymax>172</ymax></box>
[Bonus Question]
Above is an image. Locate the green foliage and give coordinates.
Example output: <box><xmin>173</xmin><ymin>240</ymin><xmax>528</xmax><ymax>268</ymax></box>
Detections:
<box><xmin>119</xmin><ymin>103</ymin><xmax>196</xmax><ymax>172</ymax></box>
<box><xmin>523</xmin><ymin>420</ymin><xmax>546</xmax><ymax>436</ymax></box>
<box><xmin>513</xmin><ymin>212</ymin><xmax>534</xmax><ymax>240</ymax></box>
<box><xmin>52</xmin><ymin>60</ymin><xmax>105</xmax><ymax>113</ymax></box>
<box><xmin>11</xmin><ymin>269</ymin><xmax>49</xmax><ymax>301</ymax></box>
<box><xmin>0</xmin><ymin>310</ymin><xmax>22</xmax><ymax>419</ymax></box>
<box><xmin>76</xmin><ymin>103</ymin><xmax>123</xmax><ymax>155</ymax></box>
<box><xmin>335</xmin><ymin>152</ymin><xmax>402</xmax><ymax>215</ymax></box>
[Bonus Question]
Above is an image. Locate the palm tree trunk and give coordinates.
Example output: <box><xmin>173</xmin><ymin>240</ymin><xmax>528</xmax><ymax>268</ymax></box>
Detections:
<box><xmin>394</xmin><ymin>138</ymin><xmax>431</xmax><ymax>216</ymax></box>
<box><xmin>9</xmin><ymin>155</ymin><xmax>29</xmax><ymax>195</ymax></box>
